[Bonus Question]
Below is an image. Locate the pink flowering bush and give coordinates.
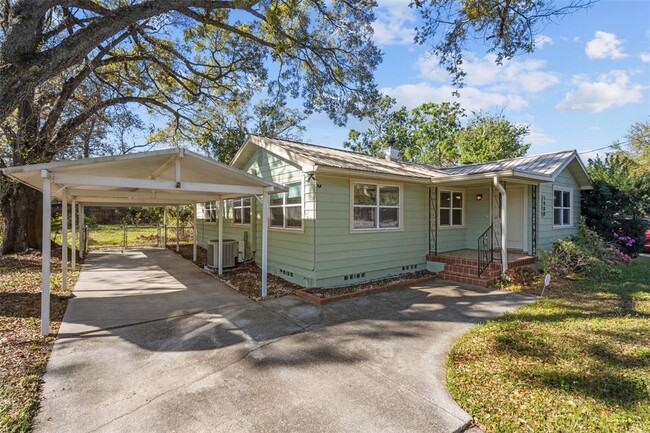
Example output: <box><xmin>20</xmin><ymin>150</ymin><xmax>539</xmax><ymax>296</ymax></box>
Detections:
<box><xmin>543</xmin><ymin>221</ymin><xmax>630</xmax><ymax>280</ymax></box>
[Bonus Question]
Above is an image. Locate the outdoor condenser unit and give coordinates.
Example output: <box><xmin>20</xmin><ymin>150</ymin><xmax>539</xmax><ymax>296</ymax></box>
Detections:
<box><xmin>207</xmin><ymin>239</ymin><xmax>238</xmax><ymax>269</ymax></box>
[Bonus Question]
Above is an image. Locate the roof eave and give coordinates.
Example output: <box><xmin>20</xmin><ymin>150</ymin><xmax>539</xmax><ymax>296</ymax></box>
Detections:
<box><xmin>313</xmin><ymin>165</ymin><xmax>432</xmax><ymax>184</ymax></box>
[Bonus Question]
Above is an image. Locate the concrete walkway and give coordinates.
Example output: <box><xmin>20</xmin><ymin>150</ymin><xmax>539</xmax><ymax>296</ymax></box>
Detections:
<box><xmin>35</xmin><ymin>249</ymin><xmax>534</xmax><ymax>433</ymax></box>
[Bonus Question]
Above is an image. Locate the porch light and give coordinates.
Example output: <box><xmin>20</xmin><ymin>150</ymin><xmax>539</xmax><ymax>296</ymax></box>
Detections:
<box><xmin>475</xmin><ymin>194</ymin><xmax>483</xmax><ymax>201</ymax></box>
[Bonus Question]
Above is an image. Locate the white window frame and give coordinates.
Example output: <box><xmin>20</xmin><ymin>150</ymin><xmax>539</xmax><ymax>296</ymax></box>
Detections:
<box><xmin>553</xmin><ymin>187</ymin><xmax>573</xmax><ymax>228</ymax></box>
<box><xmin>200</xmin><ymin>201</ymin><xmax>218</xmax><ymax>224</ymax></box>
<box><xmin>350</xmin><ymin>180</ymin><xmax>403</xmax><ymax>232</ymax></box>
<box><xmin>231</xmin><ymin>197</ymin><xmax>252</xmax><ymax>226</ymax></box>
<box><xmin>269</xmin><ymin>181</ymin><xmax>303</xmax><ymax>231</ymax></box>
<box><xmin>438</xmin><ymin>189</ymin><xmax>465</xmax><ymax>229</ymax></box>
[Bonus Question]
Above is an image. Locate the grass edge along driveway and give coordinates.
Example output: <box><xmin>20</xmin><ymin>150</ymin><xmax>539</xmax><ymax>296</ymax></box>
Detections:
<box><xmin>447</xmin><ymin>258</ymin><xmax>650</xmax><ymax>433</ymax></box>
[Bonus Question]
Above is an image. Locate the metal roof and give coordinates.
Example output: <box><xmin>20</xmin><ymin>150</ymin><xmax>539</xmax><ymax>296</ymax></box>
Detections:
<box><xmin>234</xmin><ymin>135</ymin><xmax>592</xmax><ymax>187</ymax></box>
<box><xmin>2</xmin><ymin>148</ymin><xmax>286</xmax><ymax>206</ymax></box>
<box><xmin>438</xmin><ymin>150</ymin><xmax>577</xmax><ymax>177</ymax></box>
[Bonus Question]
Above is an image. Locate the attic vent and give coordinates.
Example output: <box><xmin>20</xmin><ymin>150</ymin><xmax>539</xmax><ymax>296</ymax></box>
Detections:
<box><xmin>401</xmin><ymin>264</ymin><xmax>419</xmax><ymax>271</ymax></box>
<box><xmin>343</xmin><ymin>272</ymin><xmax>366</xmax><ymax>281</ymax></box>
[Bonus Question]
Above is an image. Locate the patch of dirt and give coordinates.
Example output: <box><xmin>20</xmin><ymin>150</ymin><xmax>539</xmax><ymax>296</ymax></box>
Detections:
<box><xmin>302</xmin><ymin>270</ymin><xmax>434</xmax><ymax>298</ymax></box>
<box><xmin>0</xmin><ymin>248</ymin><xmax>81</xmax><ymax>431</ymax></box>
<box><xmin>167</xmin><ymin>244</ymin><xmax>300</xmax><ymax>299</ymax></box>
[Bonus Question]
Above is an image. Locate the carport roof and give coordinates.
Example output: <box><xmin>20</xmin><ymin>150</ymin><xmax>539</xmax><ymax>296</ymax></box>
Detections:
<box><xmin>2</xmin><ymin>148</ymin><xmax>286</xmax><ymax>206</ymax></box>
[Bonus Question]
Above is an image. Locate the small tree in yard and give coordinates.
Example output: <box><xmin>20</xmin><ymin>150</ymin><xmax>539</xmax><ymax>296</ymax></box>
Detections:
<box><xmin>582</xmin><ymin>120</ymin><xmax>650</xmax><ymax>255</ymax></box>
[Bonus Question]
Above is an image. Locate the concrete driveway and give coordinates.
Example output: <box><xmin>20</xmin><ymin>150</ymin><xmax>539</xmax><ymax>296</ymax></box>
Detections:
<box><xmin>35</xmin><ymin>249</ymin><xmax>533</xmax><ymax>433</ymax></box>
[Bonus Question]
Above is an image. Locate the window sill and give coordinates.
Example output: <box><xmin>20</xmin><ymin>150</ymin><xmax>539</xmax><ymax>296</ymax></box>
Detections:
<box><xmin>438</xmin><ymin>225</ymin><xmax>465</xmax><ymax>230</ymax></box>
<box><xmin>269</xmin><ymin>226</ymin><xmax>304</xmax><ymax>233</ymax></box>
<box><xmin>350</xmin><ymin>227</ymin><xmax>403</xmax><ymax>233</ymax></box>
<box><xmin>553</xmin><ymin>224</ymin><xmax>573</xmax><ymax>229</ymax></box>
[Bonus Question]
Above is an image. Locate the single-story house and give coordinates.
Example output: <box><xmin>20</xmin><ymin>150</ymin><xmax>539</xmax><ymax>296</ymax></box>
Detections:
<box><xmin>196</xmin><ymin>135</ymin><xmax>592</xmax><ymax>288</ymax></box>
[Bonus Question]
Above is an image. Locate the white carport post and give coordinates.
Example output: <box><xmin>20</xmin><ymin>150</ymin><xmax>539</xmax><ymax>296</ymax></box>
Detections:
<box><xmin>493</xmin><ymin>177</ymin><xmax>508</xmax><ymax>273</ymax></box>
<box><xmin>163</xmin><ymin>206</ymin><xmax>168</xmax><ymax>248</ymax></box>
<box><xmin>61</xmin><ymin>191</ymin><xmax>68</xmax><ymax>292</ymax></box>
<box><xmin>217</xmin><ymin>199</ymin><xmax>223</xmax><ymax>275</ymax></box>
<box><xmin>175</xmin><ymin>206</ymin><xmax>180</xmax><ymax>252</ymax></box>
<box><xmin>192</xmin><ymin>203</ymin><xmax>197</xmax><ymax>262</ymax></box>
<box><xmin>40</xmin><ymin>170</ymin><xmax>51</xmax><ymax>336</ymax></box>
<box><xmin>79</xmin><ymin>204</ymin><xmax>84</xmax><ymax>259</ymax></box>
<box><xmin>261</xmin><ymin>191</ymin><xmax>269</xmax><ymax>298</ymax></box>
<box><xmin>71</xmin><ymin>198</ymin><xmax>76</xmax><ymax>269</ymax></box>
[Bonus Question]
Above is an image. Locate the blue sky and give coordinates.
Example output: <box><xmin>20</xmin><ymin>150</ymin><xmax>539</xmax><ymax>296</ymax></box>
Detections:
<box><xmin>299</xmin><ymin>0</ymin><xmax>650</xmax><ymax>160</ymax></box>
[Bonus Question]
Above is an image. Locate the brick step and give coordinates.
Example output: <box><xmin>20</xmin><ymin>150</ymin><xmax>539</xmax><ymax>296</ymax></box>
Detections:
<box><xmin>426</xmin><ymin>255</ymin><xmax>502</xmax><ymax>271</ymax></box>
<box><xmin>443</xmin><ymin>264</ymin><xmax>501</xmax><ymax>279</ymax></box>
<box><xmin>436</xmin><ymin>271</ymin><xmax>498</xmax><ymax>288</ymax></box>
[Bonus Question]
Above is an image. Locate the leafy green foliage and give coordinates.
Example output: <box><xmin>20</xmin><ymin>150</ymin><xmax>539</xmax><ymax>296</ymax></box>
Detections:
<box><xmin>455</xmin><ymin>112</ymin><xmax>530</xmax><ymax>163</ymax></box>
<box><xmin>344</xmin><ymin>98</ymin><xmax>529</xmax><ymax>166</ymax></box>
<box><xmin>542</xmin><ymin>221</ymin><xmax>631</xmax><ymax>280</ymax></box>
<box><xmin>582</xmin><ymin>120</ymin><xmax>650</xmax><ymax>255</ymax></box>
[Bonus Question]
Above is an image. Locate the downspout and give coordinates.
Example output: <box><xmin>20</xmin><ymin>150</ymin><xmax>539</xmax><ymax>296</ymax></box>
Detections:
<box><xmin>493</xmin><ymin>176</ymin><xmax>508</xmax><ymax>273</ymax></box>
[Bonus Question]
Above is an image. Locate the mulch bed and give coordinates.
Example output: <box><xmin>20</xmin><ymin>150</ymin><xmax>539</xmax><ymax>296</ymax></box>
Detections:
<box><xmin>296</xmin><ymin>271</ymin><xmax>437</xmax><ymax>304</ymax></box>
<box><xmin>167</xmin><ymin>245</ymin><xmax>300</xmax><ymax>299</ymax></box>
<box><xmin>166</xmin><ymin>245</ymin><xmax>437</xmax><ymax>303</ymax></box>
<box><xmin>0</xmin><ymin>248</ymin><xmax>80</xmax><ymax>431</ymax></box>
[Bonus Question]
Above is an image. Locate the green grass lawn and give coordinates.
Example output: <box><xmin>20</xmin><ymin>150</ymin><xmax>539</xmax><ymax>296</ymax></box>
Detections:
<box><xmin>447</xmin><ymin>258</ymin><xmax>650</xmax><ymax>432</ymax></box>
<box><xmin>52</xmin><ymin>224</ymin><xmax>193</xmax><ymax>250</ymax></box>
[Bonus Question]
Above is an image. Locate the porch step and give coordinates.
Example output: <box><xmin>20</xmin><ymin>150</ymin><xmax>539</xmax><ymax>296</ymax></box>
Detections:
<box><xmin>426</xmin><ymin>254</ymin><xmax>501</xmax><ymax>271</ymax></box>
<box><xmin>443</xmin><ymin>263</ymin><xmax>501</xmax><ymax>279</ymax></box>
<box><xmin>436</xmin><ymin>271</ymin><xmax>496</xmax><ymax>288</ymax></box>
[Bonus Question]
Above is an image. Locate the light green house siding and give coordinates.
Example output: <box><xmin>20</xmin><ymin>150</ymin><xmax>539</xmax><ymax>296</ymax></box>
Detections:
<box><xmin>196</xmin><ymin>145</ymin><xmax>586</xmax><ymax>288</ymax></box>
<box><xmin>196</xmin><ymin>148</ymin><xmax>317</xmax><ymax>286</ymax></box>
<box><xmin>312</xmin><ymin>176</ymin><xmax>429</xmax><ymax>287</ymax></box>
<box><xmin>435</xmin><ymin>186</ymin><xmax>491</xmax><ymax>253</ymax></box>
<box><xmin>537</xmin><ymin>168</ymin><xmax>581</xmax><ymax>252</ymax></box>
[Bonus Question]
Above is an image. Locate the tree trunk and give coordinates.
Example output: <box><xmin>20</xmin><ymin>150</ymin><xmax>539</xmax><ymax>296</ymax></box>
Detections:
<box><xmin>1</xmin><ymin>182</ymin><xmax>43</xmax><ymax>254</ymax></box>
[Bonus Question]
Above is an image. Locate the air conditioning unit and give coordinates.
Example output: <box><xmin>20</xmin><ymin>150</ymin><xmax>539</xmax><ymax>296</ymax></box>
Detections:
<box><xmin>207</xmin><ymin>239</ymin><xmax>238</xmax><ymax>269</ymax></box>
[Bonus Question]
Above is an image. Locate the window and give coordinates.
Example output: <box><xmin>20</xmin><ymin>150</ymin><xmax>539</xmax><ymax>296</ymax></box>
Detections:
<box><xmin>270</xmin><ymin>182</ymin><xmax>302</xmax><ymax>229</ymax></box>
<box><xmin>198</xmin><ymin>202</ymin><xmax>217</xmax><ymax>223</ymax></box>
<box><xmin>352</xmin><ymin>183</ymin><xmax>400</xmax><ymax>230</ymax></box>
<box><xmin>232</xmin><ymin>197</ymin><xmax>251</xmax><ymax>225</ymax></box>
<box><xmin>553</xmin><ymin>188</ymin><xmax>572</xmax><ymax>227</ymax></box>
<box><xmin>439</xmin><ymin>190</ymin><xmax>463</xmax><ymax>227</ymax></box>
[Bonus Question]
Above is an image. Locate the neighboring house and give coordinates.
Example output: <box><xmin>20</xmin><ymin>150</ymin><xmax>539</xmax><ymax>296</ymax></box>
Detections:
<box><xmin>195</xmin><ymin>135</ymin><xmax>592</xmax><ymax>288</ymax></box>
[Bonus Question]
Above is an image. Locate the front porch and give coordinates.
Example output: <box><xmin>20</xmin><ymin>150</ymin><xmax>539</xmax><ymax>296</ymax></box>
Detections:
<box><xmin>427</xmin><ymin>249</ymin><xmax>537</xmax><ymax>287</ymax></box>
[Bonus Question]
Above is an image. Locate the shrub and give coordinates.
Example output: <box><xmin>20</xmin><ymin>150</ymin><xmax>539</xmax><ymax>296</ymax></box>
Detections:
<box><xmin>504</xmin><ymin>266</ymin><xmax>541</xmax><ymax>286</ymax></box>
<box><xmin>542</xmin><ymin>221</ymin><xmax>629</xmax><ymax>280</ymax></box>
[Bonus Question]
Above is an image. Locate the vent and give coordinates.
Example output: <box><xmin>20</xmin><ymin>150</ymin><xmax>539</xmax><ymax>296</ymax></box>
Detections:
<box><xmin>401</xmin><ymin>264</ymin><xmax>419</xmax><ymax>271</ymax></box>
<box><xmin>279</xmin><ymin>269</ymin><xmax>294</xmax><ymax>277</ymax></box>
<box><xmin>344</xmin><ymin>272</ymin><xmax>366</xmax><ymax>281</ymax></box>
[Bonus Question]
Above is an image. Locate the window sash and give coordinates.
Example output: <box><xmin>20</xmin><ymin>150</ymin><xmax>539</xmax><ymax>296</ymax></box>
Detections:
<box><xmin>202</xmin><ymin>202</ymin><xmax>217</xmax><ymax>223</ymax></box>
<box><xmin>232</xmin><ymin>198</ymin><xmax>251</xmax><ymax>225</ymax></box>
<box><xmin>352</xmin><ymin>183</ymin><xmax>400</xmax><ymax>230</ymax></box>
<box><xmin>553</xmin><ymin>189</ymin><xmax>572</xmax><ymax>226</ymax></box>
<box><xmin>270</xmin><ymin>182</ymin><xmax>302</xmax><ymax>229</ymax></box>
<box><xmin>439</xmin><ymin>190</ymin><xmax>463</xmax><ymax>227</ymax></box>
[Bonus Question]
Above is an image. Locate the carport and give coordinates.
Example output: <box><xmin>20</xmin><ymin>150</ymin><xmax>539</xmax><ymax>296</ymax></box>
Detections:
<box><xmin>2</xmin><ymin>148</ymin><xmax>286</xmax><ymax>336</ymax></box>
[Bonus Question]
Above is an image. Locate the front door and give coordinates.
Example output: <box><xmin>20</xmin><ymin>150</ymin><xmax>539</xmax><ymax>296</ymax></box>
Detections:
<box><xmin>507</xmin><ymin>186</ymin><xmax>526</xmax><ymax>251</ymax></box>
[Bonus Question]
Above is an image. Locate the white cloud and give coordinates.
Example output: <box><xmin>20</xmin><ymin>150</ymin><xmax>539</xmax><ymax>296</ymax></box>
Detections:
<box><xmin>585</xmin><ymin>31</ymin><xmax>627</xmax><ymax>60</ymax></box>
<box><xmin>641</xmin><ymin>52</ymin><xmax>650</xmax><ymax>63</ymax></box>
<box><xmin>371</xmin><ymin>0</ymin><xmax>416</xmax><ymax>46</ymax></box>
<box><xmin>556</xmin><ymin>70</ymin><xmax>645</xmax><ymax>113</ymax></box>
<box><xmin>417</xmin><ymin>53</ymin><xmax>560</xmax><ymax>93</ymax></box>
<box><xmin>525</xmin><ymin>124</ymin><xmax>556</xmax><ymax>147</ymax></box>
<box><xmin>534</xmin><ymin>35</ymin><xmax>553</xmax><ymax>49</ymax></box>
<box><xmin>381</xmin><ymin>83</ymin><xmax>528</xmax><ymax>112</ymax></box>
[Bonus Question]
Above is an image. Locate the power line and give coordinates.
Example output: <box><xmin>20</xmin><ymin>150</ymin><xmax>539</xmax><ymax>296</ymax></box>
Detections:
<box><xmin>578</xmin><ymin>140</ymin><xmax>631</xmax><ymax>155</ymax></box>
